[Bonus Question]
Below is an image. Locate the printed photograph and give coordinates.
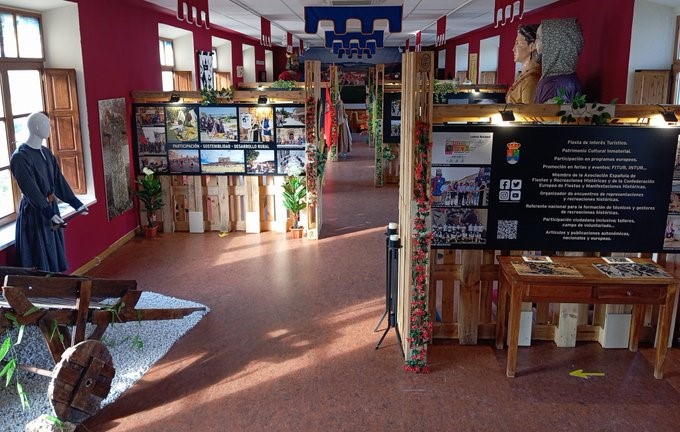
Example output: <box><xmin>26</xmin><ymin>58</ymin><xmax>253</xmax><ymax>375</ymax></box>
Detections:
<box><xmin>664</xmin><ymin>214</ymin><xmax>680</xmax><ymax>250</ymax></box>
<box><xmin>137</xmin><ymin>127</ymin><xmax>166</xmax><ymax>155</ymax></box>
<box><xmin>431</xmin><ymin>207</ymin><xmax>488</xmax><ymax>246</ymax></box>
<box><xmin>431</xmin><ymin>166</ymin><xmax>491</xmax><ymax>207</ymax></box>
<box><xmin>277</xmin><ymin>149</ymin><xmax>307</xmax><ymax>175</ymax></box>
<box><xmin>135</xmin><ymin>106</ymin><xmax>165</xmax><ymax>126</ymax></box>
<box><xmin>139</xmin><ymin>156</ymin><xmax>168</xmax><ymax>173</ymax></box>
<box><xmin>594</xmin><ymin>263</ymin><xmax>672</xmax><ymax>278</ymax></box>
<box><xmin>601</xmin><ymin>257</ymin><xmax>635</xmax><ymax>264</ymax></box>
<box><xmin>246</xmin><ymin>149</ymin><xmax>276</xmax><ymax>174</ymax></box>
<box><xmin>200</xmin><ymin>149</ymin><xmax>245</xmax><ymax>174</ymax></box>
<box><xmin>390</xmin><ymin>99</ymin><xmax>401</xmax><ymax>117</ymax></box>
<box><xmin>390</xmin><ymin>120</ymin><xmax>401</xmax><ymax>137</ymax></box>
<box><xmin>276</xmin><ymin>127</ymin><xmax>306</xmax><ymax>147</ymax></box>
<box><xmin>239</xmin><ymin>106</ymin><xmax>274</xmax><ymax>142</ymax></box>
<box><xmin>199</xmin><ymin>107</ymin><xmax>238</xmax><ymax>142</ymax></box>
<box><xmin>166</xmin><ymin>106</ymin><xmax>199</xmax><ymax>142</ymax></box>
<box><xmin>512</xmin><ymin>262</ymin><xmax>583</xmax><ymax>277</ymax></box>
<box><xmin>432</xmin><ymin>131</ymin><xmax>493</xmax><ymax>165</ymax></box>
<box><xmin>522</xmin><ymin>255</ymin><xmax>553</xmax><ymax>263</ymax></box>
<box><xmin>669</xmin><ymin>180</ymin><xmax>680</xmax><ymax>213</ymax></box>
<box><xmin>275</xmin><ymin>106</ymin><xmax>305</xmax><ymax>127</ymax></box>
<box><xmin>168</xmin><ymin>149</ymin><xmax>200</xmax><ymax>173</ymax></box>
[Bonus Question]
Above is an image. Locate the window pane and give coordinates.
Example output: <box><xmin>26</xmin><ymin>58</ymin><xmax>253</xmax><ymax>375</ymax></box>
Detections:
<box><xmin>14</xmin><ymin>116</ymin><xmax>30</xmax><ymax>146</ymax></box>
<box><xmin>162</xmin><ymin>71</ymin><xmax>174</xmax><ymax>91</ymax></box>
<box><xmin>0</xmin><ymin>121</ymin><xmax>8</xmax><ymax>168</ymax></box>
<box><xmin>164</xmin><ymin>41</ymin><xmax>174</xmax><ymax>67</ymax></box>
<box><xmin>8</xmin><ymin>70</ymin><xmax>43</xmax><ymax>116</ymax></box>
<box><xmin>159</xmin><ymin>40</ymin><xmax>166</xmax><ymax>65</ymax></box>
<box><xmin>0</xmin><ymin>169</ymin><xmax>14</xmax><ymax>219</ymax></box>
<box><xmin>1</xmin><ymin>13</ymin><xmax>17</xmax><ymax>58</ymax></box>
<box><xmin>17</xmin><ymin>15</ymin><xmax>42</xmax><ymax>58</ymax></box>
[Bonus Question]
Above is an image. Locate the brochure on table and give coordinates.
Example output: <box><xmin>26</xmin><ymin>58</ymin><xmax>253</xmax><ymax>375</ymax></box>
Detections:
<box><xmin>430</xmin><ymin>124</ymin><xmax>680</xmax><ymax>253</ymax></box>
<box><xmin>133</xmin><ymin>103</ymin><xmax>307</xmax><ymax>177</ymax></box>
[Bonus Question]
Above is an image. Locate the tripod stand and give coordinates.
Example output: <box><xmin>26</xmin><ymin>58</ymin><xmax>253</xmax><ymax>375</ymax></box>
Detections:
<box><xmin>375</xmin><ymin>232</ymin><xmax>403</xmax><ymax>354</ymax></box>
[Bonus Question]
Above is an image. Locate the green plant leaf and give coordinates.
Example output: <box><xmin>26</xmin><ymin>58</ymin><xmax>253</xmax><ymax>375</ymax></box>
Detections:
<box><xmin>17</xmin><ymin>381</ymin><xmax>29</xmax><ymax>409</ymax></box>
<box><xmin>5</xmin><ymin>312</ymin><xmax>17</xmax><ymax>326</ymax></box>
<box><xmin>22</xmin><ymin>306</ymin><xmax>40</xmax><ymax>317</ymax></box>
<box><xmin>2</xmin><ymin>357</ymin><xmax>16</xmax><ymax>386</ymax></box>
<box><xmin>0</xmin><ymin>336</ymin><xmax>10</xmax><ymax>362</ymax></box>
<box><xmin>45</xmin><ymin>415</ymin><xmax>64</xmax><ymax>430</ymax></box>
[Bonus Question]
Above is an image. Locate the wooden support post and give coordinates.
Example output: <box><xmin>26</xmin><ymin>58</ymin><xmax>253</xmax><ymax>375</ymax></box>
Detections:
<box><xmin>304</xmin><ymin>60</ymin><xmax>322</xmax><ymax>240</ymax></box>
<box><xmin>479</xmin><ymin>250</ymin><xmax>494</xmax><ymax>324</ymax></box>
<box><xmin>245</xmin><ymin>176</ymin><xmax>260</xmax><ymax>233</ymax></box>
<box><xmin>459</xmin><ymin>250</ymin><xmax>481</xmax><ymax>344</ymax></box>
<box><xmin>554</xmin><ymin>303</ymin><xmax>580</xmax><ymax>347</ymax></box>
<box><xmin>396</xmin><ymin>51</ymin><xmax>434</xmax><ymax>361</ymax></box>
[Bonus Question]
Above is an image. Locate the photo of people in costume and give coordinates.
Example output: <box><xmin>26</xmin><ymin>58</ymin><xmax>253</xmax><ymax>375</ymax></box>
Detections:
<box><xmin>199</xmin><ymin>107</ymin><xmax>238</xmax><ymax>142</ymax></box>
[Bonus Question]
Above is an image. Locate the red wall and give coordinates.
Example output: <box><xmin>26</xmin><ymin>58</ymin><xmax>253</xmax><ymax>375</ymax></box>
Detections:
<box><xmin>0</xmin><ymin>0</ymin><xmax>285</xmax><ymax>271</ymax></box>
<box><xmin>443</xmin><ymin>0</ymin><xmax>635</xmax><ymax>102</ymax></box>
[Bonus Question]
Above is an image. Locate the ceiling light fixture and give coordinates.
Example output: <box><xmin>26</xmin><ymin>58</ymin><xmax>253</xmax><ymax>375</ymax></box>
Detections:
<box><xmin>258</xmin><ymin>95</ymin><xmax>268</xmax><ymax>105</ymax></box>
<box><xmin>169</xmin><ymin>93</ymin><xmax>181</xmax><ymax>103</ymax></box>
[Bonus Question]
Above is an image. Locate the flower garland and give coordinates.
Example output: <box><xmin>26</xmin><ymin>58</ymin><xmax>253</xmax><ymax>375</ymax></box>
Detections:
<box><xmin>305</xmin><ymin>96</ymin><xmax>318</xmax><ymax>207</ymax></box>
<box><xmin>404</xmin><ymin>120</ymin><xmax>433</xmax><ymax>373</ymax></box>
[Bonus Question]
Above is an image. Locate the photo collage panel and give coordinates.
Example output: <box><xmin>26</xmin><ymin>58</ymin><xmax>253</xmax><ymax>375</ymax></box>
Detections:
<box><xmin>133</xmin><ymin>103</ymin><xmax>307</xmax><ymax>176</ymax></box>
<box><xmin>430</xmin><ymin>128</ymin><xmax>493</xmax><ymax>248</ymax></box>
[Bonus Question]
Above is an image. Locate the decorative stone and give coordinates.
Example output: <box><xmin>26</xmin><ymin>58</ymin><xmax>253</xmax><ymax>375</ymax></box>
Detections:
<box><xmin>25</xmin><ymin>415</ymin><xmax>76</xmax><ymax>432</ymax></box>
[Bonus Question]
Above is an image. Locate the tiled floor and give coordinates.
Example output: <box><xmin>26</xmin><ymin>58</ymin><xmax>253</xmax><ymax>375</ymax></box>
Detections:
<box><xmin>83</xmin><ymin>137</ymin><xmax>680</xmax><ymax>431</ymax></box>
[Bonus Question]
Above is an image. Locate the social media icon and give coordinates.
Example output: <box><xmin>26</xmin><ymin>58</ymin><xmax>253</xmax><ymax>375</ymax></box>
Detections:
<box><xmin>510</xmin><ymin>190</ymin><xmax>521</xmax><ymax>200</ymax></box>
<box><xmin>511</xmin><ymin>179</ymin><xmax>522</xmax><ymax>189</ymax></box>
<box><xmin>499</xmin><ymin>190</ymin><xmax>510</xmax><ymax>200</ymax></box>
<box><xmin>500</xmin><ymin>179</ymin><xmax>511</xmax><ymax>189</ymax></box>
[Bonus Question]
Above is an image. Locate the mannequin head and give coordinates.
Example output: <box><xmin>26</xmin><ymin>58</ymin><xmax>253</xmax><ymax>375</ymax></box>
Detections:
<box><xmin>513</xmin><ymin>24</ymin><xmax>539</xmax><ymax>65</ymax></box>
<box><xmin>26</xmin><ymin>112</ymin><xmax>50</xmax><ymax>149</ymax></box>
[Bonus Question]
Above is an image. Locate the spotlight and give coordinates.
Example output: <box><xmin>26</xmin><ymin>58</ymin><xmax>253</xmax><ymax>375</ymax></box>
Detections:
<box><xmin>258</xmin><ymin>95</ymin><xmax>268</xmax><ymax>105</ymax></box>
<box><xmin>169</xmin><ymin>93</ymin><xmax>181</xmax><ymax>103</ymax></box>
<box><xmin>499</xmin><ymin>104</ymin><xmax>515</xmax><ymax>122</ymax></box>
<box><xmin>659</xmin><ymin>105</ymin><xmax>677</xmax><ymax>122</ymax></box>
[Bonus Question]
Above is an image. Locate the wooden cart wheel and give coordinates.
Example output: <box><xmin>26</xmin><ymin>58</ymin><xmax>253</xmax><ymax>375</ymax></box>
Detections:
<box><xmin>48</xmin><ymin>340</ymin><xmax>115</xmax><ymax>424</ymax></box>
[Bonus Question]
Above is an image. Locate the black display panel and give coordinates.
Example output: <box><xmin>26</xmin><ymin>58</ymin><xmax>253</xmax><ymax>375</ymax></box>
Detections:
<box><xmin>133</xmin><ymin>103</ymin><xmax>306</xmax><ymax>176</ymax></box>
<box><xmin>431</xmin><ymin>125</ymin><xmax>680</xmax><ymax>253</ymax></box>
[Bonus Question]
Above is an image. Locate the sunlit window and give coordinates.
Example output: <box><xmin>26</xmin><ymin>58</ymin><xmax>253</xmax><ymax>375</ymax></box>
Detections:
<box><xmin>0</xmin><ymin>11</ymin><xmax>43</xmax><ymax>59</ymax></box>
<box><xmin>0</xmin><ymin>8</ymin><xmax>46</xmax><ymax>227</ymax></box>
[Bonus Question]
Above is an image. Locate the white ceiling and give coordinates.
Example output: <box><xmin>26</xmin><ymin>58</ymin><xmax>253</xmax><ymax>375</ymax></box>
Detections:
<box><xmin>7</xmin><ymin>0</ymin><xmax>680</xmax><ymax>48</ymax></box>
<box><xmin>146</xmin><ymin>0</ymin><xmax>560</xmax><ymax>47</ymax></box>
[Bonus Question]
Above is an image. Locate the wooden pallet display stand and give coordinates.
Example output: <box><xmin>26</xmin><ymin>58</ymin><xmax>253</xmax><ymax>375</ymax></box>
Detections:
<box><xmin>396</xmin><ymin>51</ymin><xmax>434</xmax><ymax>366</ymax></box>
<box><xmin>374</xmin><ymin>64</ymin><xmax>385</xmax><ymax>187</ymax></box>
<box><xmin>303</xmin><ymin>60</ymin><xmax>323</xmax><ymax>239</ymax></box>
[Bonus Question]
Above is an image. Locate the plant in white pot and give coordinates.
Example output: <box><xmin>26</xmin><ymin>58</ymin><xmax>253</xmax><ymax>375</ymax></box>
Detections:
<box><xmin>135</xmin><ymin>167</ymin><xmax>165</xmax><ymax>237</ymax></box>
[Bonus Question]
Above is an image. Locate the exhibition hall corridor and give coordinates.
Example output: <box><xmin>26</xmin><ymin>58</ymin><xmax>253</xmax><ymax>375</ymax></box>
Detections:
<box><xmin>83</xmin><ymin>137</ymin><xmax>680</xmax><ymax>431</ymax></box>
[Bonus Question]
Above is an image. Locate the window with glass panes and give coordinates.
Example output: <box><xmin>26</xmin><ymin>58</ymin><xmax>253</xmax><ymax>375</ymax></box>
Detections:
<box><xmin>159</xmin><ymin>38</ymin><xmax>175</xmax><ymax>91</ymax></box>
<box><xmin>0</xmin><ymin>9</ymin><xmax>44</xmax><ymax>226</ymax></box>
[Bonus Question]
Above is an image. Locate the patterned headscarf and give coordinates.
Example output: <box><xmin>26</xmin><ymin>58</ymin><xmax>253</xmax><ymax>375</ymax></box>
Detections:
<box><xmin>538</xmin><ymin>18</ymin><xmax>583</xmax><ymax>78</ymax></box>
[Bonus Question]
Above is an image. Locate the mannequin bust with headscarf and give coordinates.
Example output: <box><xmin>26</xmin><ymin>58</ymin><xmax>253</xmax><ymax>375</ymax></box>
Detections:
<box><xmin>10</xmin><ymin>112</ymin><xmax>88</xmax><ymax>272</ymax></box>
<box><xmin>533</xmin><ymin>18</ymin><xmax>584</xmax><ymax>103</ymax></box>
<box><xmin>506</xmin><ymin>24</ymin><xmax>541</xmax><ymax>104</ymax></box>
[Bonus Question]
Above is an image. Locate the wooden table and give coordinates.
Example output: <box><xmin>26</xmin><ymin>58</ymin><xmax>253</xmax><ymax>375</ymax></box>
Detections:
<box><xmin>495</xmin><ymin>256</ymin><xmax>679</xmax><ymax>379</ymax></box>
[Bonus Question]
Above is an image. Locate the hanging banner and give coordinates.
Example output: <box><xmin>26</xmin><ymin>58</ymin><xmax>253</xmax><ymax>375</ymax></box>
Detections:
<box><xmin>415</xmin><ymin>31</ymin><xmax>421</xmax><ymax>52</ymax></box>
<box><xmin>261</xmin><ymin>17</ymin><xmax>271</xmax><ymax>47</ymax></box>
<box><xmin>286</xmin><ymin>33</ymin><xmax>293</xmax><ymax>54</ymax></box>
<box><xmin>405</xmin><ymin>37</ymin><xmax>410</xmax><ymax>52</ymax></box>
<box><xmin>299</xmin><ymin>38</ymin><xmax>304</xmax><ymax>54</ymax></box>
<box><xmin>436</xmin><ymin>15</ymin><xmax>446</xmax><ymax>47</ymax></box>
<box><xmin>176</xmin><ymin>0</ymin><xmax>210</xmax><ymax>28</ymax></box>
<box><xmin>197</xmin><ymin>50</ymin><xmax>214</xmax><ymax>91</ymax></box>
<box><xmin>494</xmin><ymin>0</ymin><xmax>524</xmax><ymax>27</ymax></box>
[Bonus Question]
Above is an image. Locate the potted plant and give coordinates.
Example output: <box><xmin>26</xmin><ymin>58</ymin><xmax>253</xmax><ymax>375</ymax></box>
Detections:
<box><xmin>135</xmin><ymin>167</ymin><xmax>164</xmax><ymax>237</ymax></box>
<box><xmin>281</xmin><ymin>174</ymin><xmax>307</xmax><ymax>238</ymax></box>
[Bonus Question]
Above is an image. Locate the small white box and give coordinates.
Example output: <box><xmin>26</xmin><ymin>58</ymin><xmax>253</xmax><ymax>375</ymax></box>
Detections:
<box><xmin>188</xmin><ymin>211</ymin><xmax>204</xmax><ymax>233</ymax></box>
<box><xmin>245</xmin><ymin>211</ymin><xmax>260</xmax><ymax>233</ymax></box>
<box><xmin>601</xmin><ymin>313</ymin><xmax>631</xmax><ymax>349</ymax></box>
<box><xmin>518</xmin><ymin>310</ymin><xmax>533</xmax><ymax>346</ymax></box>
